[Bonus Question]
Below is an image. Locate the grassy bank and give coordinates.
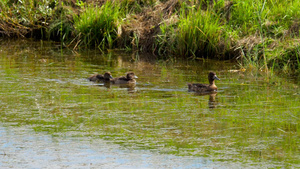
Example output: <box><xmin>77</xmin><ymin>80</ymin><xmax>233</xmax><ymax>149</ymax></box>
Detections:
<box><xmin>0</xmin><ymin>0</ymin><xmax>300</xmax><ymax>75</ymax></box>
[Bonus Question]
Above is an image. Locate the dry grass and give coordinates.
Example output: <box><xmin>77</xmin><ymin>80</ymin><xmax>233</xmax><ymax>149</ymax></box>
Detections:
<box><xmin>119</xmin><ymin>0</ymin><xmax>179</xmax><ymax>52</ymax></box>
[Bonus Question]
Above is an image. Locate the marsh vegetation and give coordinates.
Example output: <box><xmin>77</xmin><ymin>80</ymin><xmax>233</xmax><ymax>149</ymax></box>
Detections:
<box><xmin>0</xmin><ymin>0</ymin><xmax>300</xmax><ymax>75</ymax></box>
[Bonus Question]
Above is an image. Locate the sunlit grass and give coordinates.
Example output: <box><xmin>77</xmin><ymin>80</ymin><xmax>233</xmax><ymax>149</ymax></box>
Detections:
<box><xmin>0</xmin><ymin>0</ymin><xmax>54</xmax><ymax>37</ymax></box>
<box><xmin>0</xmin><ymin>0</ymin><xmax>300</xmax><ymax>74</ymax></box>
<box><xmin>156</xmin><ymin>2</ymin><xmax>230</xmax><ymax>58</ymax></box>
<box><xmin>73</xmin><ymin>2</ymin><xmax>122</xmax><ymax>50</ymax></box>
<box><xmin>229</xmin><ymin>0</ymin><xmax>300</xmax><ymax>75</ymax></box>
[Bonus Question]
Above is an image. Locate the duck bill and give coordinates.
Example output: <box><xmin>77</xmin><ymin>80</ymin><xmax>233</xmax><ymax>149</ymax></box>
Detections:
<box><xmin>134</xmin><ymin>75</ymin><xmax>138</xmax><ymax>79</ymax></box>
<box><xmin>109</xmin><ymin>75</ymin><xmax>113</xmax><ymax>79</ymax></box>
<box><xmin>214</xmin><ymin>75</ymin><xmax>220</xmax><ymax>80</ymax></box>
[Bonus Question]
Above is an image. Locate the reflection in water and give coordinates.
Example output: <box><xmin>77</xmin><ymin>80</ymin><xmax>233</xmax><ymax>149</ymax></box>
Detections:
<box><xmin>208</xmin><ymin>93</ymin><xmax>217</xmax><ymax>108</ymax></box>
<box><xmin>117</xmin><ymin>83</ymin><xmax>137</xmax><ymax>93</ymax></box>
<box><xmin>94</xmin><ymin>81</ymin><xmax>137</xmax><ymax>93</ymax></box>
<box><xmin>193</xmin><ymin>92</ymin><xmax>218</xmax><ymax>108</ymax></box>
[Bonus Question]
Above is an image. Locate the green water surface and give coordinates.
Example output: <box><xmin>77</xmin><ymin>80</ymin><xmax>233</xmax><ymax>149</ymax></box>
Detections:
<box><xmin>0</xmin><ymin>40</ymin><xmax>299</xmax><ymax>168</ymax></box>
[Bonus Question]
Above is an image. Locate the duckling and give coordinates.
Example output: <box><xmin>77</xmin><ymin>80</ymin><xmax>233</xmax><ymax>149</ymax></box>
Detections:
<box><xmin>88</xmin><ymin>72</ymin><xmax>113</xmax><ymax>82</ymax></box>
<box><xmin>111</xmin><ymin>72</ymin><xmax>138</xmax><ymax>84</ymax></box>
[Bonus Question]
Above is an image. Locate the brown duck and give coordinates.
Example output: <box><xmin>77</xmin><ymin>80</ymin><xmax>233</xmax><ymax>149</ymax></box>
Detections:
<box><xmin>188</xmin><ymin>72</ymin><xmax>220</xmax><ymax>93</ymax></box>
<box><xmin>111</xmin><ymin>72</ymin><xmax>138</xmax><ymax>84</ymax></box>
<box><xmin>88</xmin><ymin>72</ymin><xmax>113</xmax><ymax>82</ymax></box>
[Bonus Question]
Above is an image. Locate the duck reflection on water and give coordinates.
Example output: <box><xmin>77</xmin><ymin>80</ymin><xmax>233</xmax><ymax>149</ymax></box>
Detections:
<box><xmin>193</xmin><ymin>92</ymin><xmax>218</xmax><ymax>108</ymax></box>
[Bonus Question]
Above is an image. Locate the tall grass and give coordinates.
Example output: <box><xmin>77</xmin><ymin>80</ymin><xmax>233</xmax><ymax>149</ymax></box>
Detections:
<box><xmin>0</xmin><ymin>0</ymin><xmax>54</xmax><ymax>37</ymax></box>
<box><xmin>229</xmin><ymin>0</ymin><xmax>268</xmax><ymax>73</ymax></box>
<box><xmin>47</xmin><ymin>2</ymin><xmax>75</xmax><ymax>43</ymax></box>
<box><xmin>230</xmin><ymin>0</ymin><xmax>300</xmax><ymax>75</ymax></box>
<box><xmin>0</xmin><ymin>0</ymin><xmax>300</xmax><ymax>74</ymax></box>
<box><xmin>177</xmin><ymin>6</ymin><xmax>223</xmax><ymax>57</ymax></box>
<box><xmin>268</xmin><ymin>44</ymin><xmax>300</xmax><ymax>74</ymax></box>
<box><xmin>73</xmin><ymin>2</ymin><xmax>122</xmax><ymax>50</ymax></box>
<box><xmin>156</xmin><ymin>2</ymin><xmax>229</xmax><ymax>58</ymax></box>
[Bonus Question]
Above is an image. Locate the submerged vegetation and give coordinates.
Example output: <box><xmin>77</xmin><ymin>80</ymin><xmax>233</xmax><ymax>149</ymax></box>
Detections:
<box><xmin>0</xmin><ymin>0</ymin><xmax>300</xmax><ymax>75</ymax></box>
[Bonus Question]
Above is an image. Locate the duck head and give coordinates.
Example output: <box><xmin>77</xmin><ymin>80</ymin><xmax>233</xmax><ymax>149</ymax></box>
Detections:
<box><xmin>126</xmin><ymin>72</ymin><xmax>138</xmax><ymax>80</ymax></box>
<box><xmin>104</xmin><ymin>72</ymin><xmax>113</xmax><ymax>80</ymax></box>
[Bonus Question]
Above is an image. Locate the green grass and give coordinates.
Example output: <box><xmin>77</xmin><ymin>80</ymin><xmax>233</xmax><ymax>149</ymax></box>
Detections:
<box><xmin>73</xmin><ymin>1</ymin><xmax>122</xmax><ymax>50</ymax></box>
<box><xmin>162</xmin><ymin>4</ymin><xmax>225</xmax><ymax>58</ymax></box>
<box><xmin>47</xmin><ymin>2</ymin><xmax>75</xmax><ymax>43</ymax></box>
<box><xmin>228</xmin><ymin>0</ymin><xmax>300</xmax><ymax>75</ymax></box>
<box><xmin>155</xmin><ymin>1</ymin><xmax>235</xmax><ymax>58</ymax></box>
<box><xmin>0</xmin><ymin>0</ymin><xmax>300</xmax><ymax>75</ymax></box>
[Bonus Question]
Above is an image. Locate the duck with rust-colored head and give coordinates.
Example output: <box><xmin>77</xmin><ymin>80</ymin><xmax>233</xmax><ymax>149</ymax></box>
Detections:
<box><xmin>88</xmin><ymin>72</ymin><xmax>113</xmax><ymax>82</ymax></box>
<box><xmin>111</xmin><ymin>72</ymin><xmax>138</xmax><ymax>84</ymax></box>
<box><xmin>188</xmin><ymin>72</ymin><xmax>220</xmax><ymax>93</ymax></box>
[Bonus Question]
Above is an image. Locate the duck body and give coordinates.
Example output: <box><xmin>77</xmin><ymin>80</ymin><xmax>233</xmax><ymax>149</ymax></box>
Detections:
<box><xmin>111</xmin><ymin>72</ymin><xmax>138</xmax><ymax>84</ymax></box>
<box><xmin>88</xmin><ymin>72</ymin><xmax>113</xmax><ymax>82</ymax></box>
<box><xmin>188</xmin><ymin>83</ymin><xmax>217</xmax><ymax>93</ymax></box>
<box><xmin>188</xmin><ymin>72</ymin><xmax>220</xmax><ymax>93</ymax></box>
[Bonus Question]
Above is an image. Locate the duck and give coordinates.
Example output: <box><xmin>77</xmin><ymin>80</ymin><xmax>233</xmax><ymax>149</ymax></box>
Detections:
<box><xmin>111</xmin><ymin>72</ymin><xmax>138</xmax><ymax>84</ymax></box>
<box><xmin>88</xmin><ymin>72</ymin><xmax>113</xmax><ymax>82</ymax></box>
<box><xmin>188</xmin><ymin>72</ymin><xmax>220</xmax><ymax>93</ymax></box>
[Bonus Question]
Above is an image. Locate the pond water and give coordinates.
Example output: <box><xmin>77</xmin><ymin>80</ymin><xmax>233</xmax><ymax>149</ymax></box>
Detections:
<box><xmin>0</xmin><ymin>40</ymin><xmax>299</xmax><ymax>168</ymax></box>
